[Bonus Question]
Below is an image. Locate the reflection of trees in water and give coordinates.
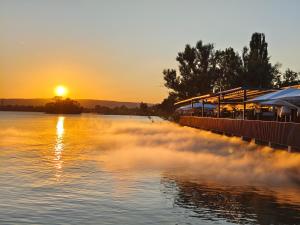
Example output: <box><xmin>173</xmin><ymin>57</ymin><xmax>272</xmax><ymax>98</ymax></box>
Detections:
<box><xmin>161</xmin><ymin>177</ymin><xmax>300</xmax><ymax>225</ymax></box>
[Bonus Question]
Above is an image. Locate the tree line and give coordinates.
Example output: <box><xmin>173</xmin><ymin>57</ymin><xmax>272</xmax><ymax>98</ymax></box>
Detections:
<box><xmin>161</xmin><ymin>33</ymin><xmax>300</xmax><ymax>108</ymax></box>
<box><xmin>0</xmin><ymin>98</ymin><xmax>83</xmax><ymax>114</ymax></box>
<box><xmin>44</xmin><ymin>98</ymin><xmax>83</xmax><ymax>114</ymax></box>
<box><xmin>0</xmin><ymin>99</ymin><xmax>167</xmax><ymax>117</ymax></box>
<box><xmin>94</xmin><ymin>102</ymin><xmax>159</xmax><ymax>116</ymax></box>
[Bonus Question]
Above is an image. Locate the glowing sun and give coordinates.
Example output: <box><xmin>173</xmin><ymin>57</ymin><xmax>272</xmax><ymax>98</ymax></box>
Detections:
<box><xmin>55</xmin><ymin>85</ymin><xmax>68</xmax><ymax>97</ymax></box>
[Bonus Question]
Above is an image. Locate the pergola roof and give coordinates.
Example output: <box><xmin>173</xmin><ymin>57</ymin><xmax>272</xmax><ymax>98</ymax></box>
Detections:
<box><xmin>175</xmin><ymin>86</ymin><xmax>278</xmax><ymax>106</ymax></box>
<box><xmin>176</xmin><ymin>102</ymin><xmax>216</xmax><ymax>111</ymax></box>
<box><xmin>248</xmin><ymin>87</ymin><xmax>300</xmax><ymax>106</ymax></box>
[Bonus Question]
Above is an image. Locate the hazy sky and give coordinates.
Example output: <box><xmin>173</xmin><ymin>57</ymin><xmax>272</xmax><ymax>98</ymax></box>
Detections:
<box><xmin>1</xmin><ymin>0</ymin><xmax>300</xmax><ymax>103</ymax></box>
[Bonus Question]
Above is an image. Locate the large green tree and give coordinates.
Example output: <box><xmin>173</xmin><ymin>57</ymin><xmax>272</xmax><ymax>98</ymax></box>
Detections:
<box><xmin>242</xmin><ymin>33</ymin><xmax>275</xmax><ymax>88</ymax></box>
<box><xmin>163</xmin><ymin>41</ymin><xmax>214</xmax><ymax>100</ymax></box>
<box><xmin>162</xmin><ymin>32</ymin><xmax>290</xmax><ymax>109</ymax></box>
<box><xmin>281</xmin><ymin>68</ymin><xmax>299</xmax><ymax>86</ymax></box>
<box><xmin>212</xmin><ymin>48</ymin><xmax>243</xmax><ymax>92</ymax></box>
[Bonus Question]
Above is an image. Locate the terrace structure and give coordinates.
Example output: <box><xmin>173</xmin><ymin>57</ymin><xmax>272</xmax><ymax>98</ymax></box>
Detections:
<box><xmin>175</xmin><ymin>86</ymin><xmax>300</xmax><ymax>151</ymax></box>
<box><xmin>175</xmin><ymin>86</ymin><xmax>277</xmax><ymax>119</ymax></box>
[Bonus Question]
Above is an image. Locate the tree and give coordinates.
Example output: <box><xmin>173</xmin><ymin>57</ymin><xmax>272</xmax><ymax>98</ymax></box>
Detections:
<box><xmin>282</xmin><ymin>68</ymin><xmax>299</xmax><ymax>86</ymax></box>
<box><xmin>151</xmin><ymin>93</ymin><xmax>177</xmax><ymax>118</ymax></box>
<box><xmin>139</xmin><ymin>102</ymin><xmax>148</xmax><ymax>115</ymax></box>
<box><xmin>162</xmin><ymin>32</ymin><xmax>293</xmax><ymax>116</ymax></box>
<box><xmin>242</xmin><ymin>33</ymin><xmax>275</xmax><ymax>88</ymax></box>
<box><xmin>163</xmin><ymin>41</ymin><xmax>215</xmax><ymax>100</ymax></box>
<box><xmin>45</xmin><ymin>98</ymin><xmax>82</xmax><ymax>114</ymax></box>
<box><xmin>212</xmin><ymin>48</ymin><xmax>243</xmax><ymax>92</ymax></box>
<box><xmin>95</xmin><ymin>105</ymin><xmax>112</xmax><ymax>114</ymax></box>
<box><xmin>159</xmin><ymin>93</ymin><xmax>177</xmax><ymax>114</ymax></box>
<box><xmin>270</xmin><ymin>63</ymin><xmax>282</xmax><ymax>88</ymax></box>
<box><xmin>163</xmin><ymin>69</ymin><xmax>180</xmax><ymax>95</ymax></box>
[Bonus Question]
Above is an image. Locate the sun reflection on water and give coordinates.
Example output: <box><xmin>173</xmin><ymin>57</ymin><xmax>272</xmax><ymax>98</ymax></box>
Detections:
<box><xmin>54</xmin><ymin>116</ymin><xmax>64</xmax><ymax>179</ymax></box>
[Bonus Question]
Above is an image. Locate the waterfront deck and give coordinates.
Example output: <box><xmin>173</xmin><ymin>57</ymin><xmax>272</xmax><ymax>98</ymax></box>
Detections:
<box><xmin>179</xmin><ymin>116</ymin><xmax>300</xmax><ymax>151</ymax></box>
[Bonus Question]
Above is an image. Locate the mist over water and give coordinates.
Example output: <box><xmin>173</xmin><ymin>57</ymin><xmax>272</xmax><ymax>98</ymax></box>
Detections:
<box><xmin>94</xmin><ymin>116</ymin><xmax>300</xmax><ymax>187</ymax></box>
<box><xmin>0</xmin><ymin>112</ymin><xmax>300</xmax><ymax>224</ymax></box>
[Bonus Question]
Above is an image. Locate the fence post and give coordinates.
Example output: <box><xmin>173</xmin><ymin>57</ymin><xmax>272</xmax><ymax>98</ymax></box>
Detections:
<box><xmin>243</xmin><ymin>89</ymin><xmax>247</xmax><ymax>120</ymax></box>
<box><xmin>218</xmin><ymin>95</ymin><xmax>220</xmax><ymax>118</ymax></box>
<box><xmin>202</xmin><ymin>100</ymin><xmax>204</xmax><ymax>117</ymax></box>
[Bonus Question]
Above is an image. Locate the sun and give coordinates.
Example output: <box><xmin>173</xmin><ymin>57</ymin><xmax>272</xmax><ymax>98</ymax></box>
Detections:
<box><xmin>54</xmin><ymin>85</ymin><xmax>68</xmax><ymax>97</ymax></box>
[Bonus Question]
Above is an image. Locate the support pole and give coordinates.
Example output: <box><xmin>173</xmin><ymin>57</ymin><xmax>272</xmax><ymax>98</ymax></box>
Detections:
<box><xmin>218</xmin><ymin>95</ymin><xmax>221</xmax><ymax>118</ymax></box>
<box><xmin>202</xmin><ymin>100</ymin><xmax>204</xmax><ymax>117</ymax></box>
<box><xmin>243</xmin><ymin>89</ymin><xmax>247</xmax><ymax>120</ymax></box>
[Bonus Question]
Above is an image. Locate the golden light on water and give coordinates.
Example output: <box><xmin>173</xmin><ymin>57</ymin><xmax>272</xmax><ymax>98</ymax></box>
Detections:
<box><xmin>54</xmin><ymin>85</ymin><xmax>68</xmax><ymax>97</ymax></box>
<box><xmin>54</xmin><ymin>116</ymin><xmax>65</xmax><ymax>179</ymax></box>
<box><xmin>56</xmin><ymin>116</ymin><xmax>65</xmax><ymax>137</ymax></box>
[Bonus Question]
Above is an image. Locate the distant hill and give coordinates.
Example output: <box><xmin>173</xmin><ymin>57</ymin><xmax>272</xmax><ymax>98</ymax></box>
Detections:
<box><xmin>0</xmin><ymin>98</ymin><xmax>151</xmax><ymax>109</ymax></box>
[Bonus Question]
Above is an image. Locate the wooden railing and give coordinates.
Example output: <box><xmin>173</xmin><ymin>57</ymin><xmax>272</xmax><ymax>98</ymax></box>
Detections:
<box><xmin>179</xmin><ymin>116</ymin><xmax>300</xmax><ymax>149</ymax></box>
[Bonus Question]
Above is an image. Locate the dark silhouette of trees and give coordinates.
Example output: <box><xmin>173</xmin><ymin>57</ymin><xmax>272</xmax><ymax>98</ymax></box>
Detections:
<box><xmin>268</xmin><ymin>67</ymin><xmax>300</xmax><ymax>88</ymax></box>
<box><xmin>163</xmin><ymin>37</ymin><xmax>267</xmax><ymax>102</ymax></box>
<box><xmin>213</xmin><ymin>48</ymin><xmax>244</xmax><ymax>92</ymax></box>
<box><xmin>0</xmin><ymin>105</ymin><xmax>44</xmax><ymax>112</ymax></box>
<box><xmin>0</xmin><ymin>99</ymin><xmax>83</xmax><ymax>114</ymax></box>
<box><xmin>45</xmin><ymin>98</ymin><xmax>82</xmax><ymax>114</ymax></box>
<box><xmin>281</xmin><ymin>69</ymin><xmax>300</xmax><ymax>86</ymax></box>
<box><xmin>94</xmin><ymin>105</ymin><xmax>112</xmax><ymax>114</ymax></box>
<box><xmin>94</xmin><ymin>103</ymin><xmax>154</xmax><ymax>116</ymax></box>
<box><xmin>160</xmin><ymin>32</ymin><xmax>300</xmax><ymax>117</ymax></box>
<box><xmin>154</xmin><ymin>94</ymin><xmax>177</xmax><ymax>118</ymax></box>
<box><xmin>163</xmin><ymin>41</ymin><xmax>215</xmax><ymax>100</ymax></box>
<box><xmin>162</xmin><ymin>32</ymin><xmax>300</xmax><ymax>110</ymax></box>
<box><xmin>139</xmin><ymin>102</ymin><xmax>149</xmax><ymax>115</ymax></box>
<box><xmin>270</xmin><ymin>63</ymin><xmax>282</xmax><ymax>88</ymax></box>
<box><xmin>163</xmin><ymin>41</ymin><xmax>245</xmax><ymax>102</ymax></box>
<box><xmin>242</xmin><ymin>33</ymin><xmax>276</xmax><ymax>88</ymax></box>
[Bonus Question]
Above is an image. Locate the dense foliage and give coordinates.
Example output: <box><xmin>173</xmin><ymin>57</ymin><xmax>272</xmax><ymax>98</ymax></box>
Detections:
<box><xmin>0</xmin><ymin>105</ymin><xmax>45</xmax><ymax>112</ymax></box>
<box><xmin>162</xmin><ymin>33</ymin><xmax>300</xmax><ymax>111</ymax></box>
<box><xmin>163</xmin><ymin>33</ymin><xmax>299</xmax><ymax>102</ymax></box>
<box><xmin>45</xmin><ymin>98</ymin><xmax>82</xmax><ymax>114</ymax></box>
<box><xmin>94</xmin><ymin>102</ymin><xmax>153</xmax><ymax>116</ymax></box>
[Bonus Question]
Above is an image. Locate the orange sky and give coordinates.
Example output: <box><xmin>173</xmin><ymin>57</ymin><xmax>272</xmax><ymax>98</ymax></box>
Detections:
<box><xmin>0</xmin><ymin>42</ymin><xmax>168</xmax><ymax>103</ymax></box>
<box><xmin>1</xmin><ymin>1</ymin><xmax>300</xmax><ymax>103</ymax></box>
<box><xmin>0</xmin><ymin>56</ymin><xmax>167</xmax><ymax>102</ymax></box>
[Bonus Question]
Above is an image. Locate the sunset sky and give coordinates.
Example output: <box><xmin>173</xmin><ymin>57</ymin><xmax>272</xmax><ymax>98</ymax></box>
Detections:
<box><xmin>1</xmin><ymin>0</ymin><xmax>300</xmax><ymax>103</ymax></box>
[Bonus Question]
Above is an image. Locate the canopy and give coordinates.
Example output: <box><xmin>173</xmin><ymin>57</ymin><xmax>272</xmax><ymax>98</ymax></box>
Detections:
<box><xmin>260</xmin><ymin>99</ymin><xmax>299</xmax><ymax>109</ymax></box>
<box><xmin>176</xmin><ymin>102</ymin><xmax>216</xmax><ymax>111</ymax></box>
<box><xmin>247</xmin><ymin>88</ymin><xmax>297</xmax><ymax>102</ymax></box>
<box><xmin>272</xmin><ymin>89</ymin><xmax>300</xmax><ymax>103</ymax></box>
<box><xmin>248</xmin><ymin>88</ymin><xmax>300</xmax><ymax>104</ymax></box>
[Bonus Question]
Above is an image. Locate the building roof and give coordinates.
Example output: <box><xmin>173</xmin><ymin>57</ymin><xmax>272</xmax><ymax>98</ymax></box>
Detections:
<box><xmin>176</xmin><ymin>102</ymin><xmax>216</xmax><ymax>111</ymax></box>
<box><xmin>248</xmin><ymin>87</ymin><xmax>300</xmax><ymax>105</ymax></box>
<box><xmin>247</xmin><ymin>88</ymin><xmax>295</xmax><ymax>102</ymax></box>
<box><xmin>175</xmin><ymin>86</ymin><xmax>277</xmax><ymax>106</ymax></box>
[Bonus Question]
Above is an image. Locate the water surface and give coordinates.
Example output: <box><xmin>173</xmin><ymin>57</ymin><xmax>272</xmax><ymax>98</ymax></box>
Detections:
<box><xmin>1</xmin><ymin>112</ymin><xmax>300</xmax><ymax>224</ymax></box>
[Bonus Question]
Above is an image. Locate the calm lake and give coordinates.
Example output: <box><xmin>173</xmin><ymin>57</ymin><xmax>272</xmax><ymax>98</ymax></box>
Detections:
<box><xmin>1</xmin><ymin>112</ymin><xmax>300</xmax><ymax>225</ymax></box>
